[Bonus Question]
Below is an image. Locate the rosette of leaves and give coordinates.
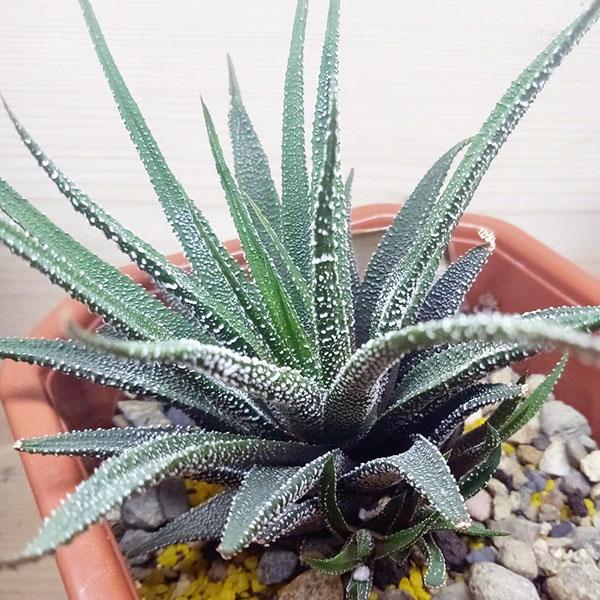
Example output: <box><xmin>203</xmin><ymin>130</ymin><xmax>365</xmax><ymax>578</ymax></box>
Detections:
<box><xmin>1</xmin><ymin>1</ymin><xmax>600</xmax><ymax>597</ymax></box>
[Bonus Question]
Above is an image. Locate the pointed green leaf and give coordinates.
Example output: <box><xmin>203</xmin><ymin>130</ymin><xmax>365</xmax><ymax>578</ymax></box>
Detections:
<box><xmin>306</xmin><ymin>529</ymin><xmax>374</xmax><ymax>575</ymax></box>
<box><xmin>374</xmin><ymin>518</ymin><xmax>434</xmax><ymax>560</ymax></box>
<box><xmin>312</xmin><ymin>98</ymin><xmax>354</xmax><ymax>385</ymax></box>
<box><xmin>1</xmin><ymin>433</ymin><xmax>321</xmax><ymax>566</ymax></box>
<box><xmin>255</xmin><ymin>498</ymin><xmax>321</xmax><ymax>545</ymax></box>
<box><xmin>69</xmin><ymin>324</ymin><xmax>324</xmax><ymax>436</ymax></box>
<box><xmin>328</xmin><ymin>308</ymin><xmax>600</xmax><ymax>437</ymax></box>
<box><xmin>218</xmin><ymin>451</ymin><xmax>335</xmax><ymax>557</ymax></box>
<box><xmin>125</xmin><ymin>489</ymin><xmax>236</xmax><ymax>558</ymax></box>
<box><xmin>417</xmin><ymin>232</ymin><xmax>494</xmax><ymax>322</ymax></box>
<box><xmin>202</xmin><ymin>100</ymin><xmax>318</xmax><ymax>375</ymax></box>
<box><xmin>1</xmin><ymin>99</ymin><xmax>265</xmax><ymax>357</ymax></box>
<box><xmin>419</xmin><ymin>534</ymin><xmax>447</xmax><ymax>589</ymax></box>
<box><xmin>79</xmin><ymin>0</ymin><xmax>280</xmax><ymax>359</ymax></box>
<box><xmin>448</xmin><ymin>423</ymin><xmax>501</xmax><ymax>480</ymax></box>
<box><xmin>374</xmin><ymin>2</ymin><xmax>600</xmax><ymax>333</ymax></box>
<box><xmin>459</xmin><ymin>444</ymin><xmax>502</xmax><ymax>499</ymax></box>
<box><xmin>15</xmin><ymin>426</ymin><xmax>191</xmax><ymax>458</ymax></box>
<box><xmin>0</xmin><ymin>337</ymin><xmax>282</xmax><ymax>437</ymax></box>
<box><xmin>340</xmin><ymin>435</ymin><xmax>470</xmax><ymax>528</ymax></box>
<box><xmin>321</xmin><ymin>455</ymin><xmax>352</xmax><ymax>538</ymax></box>
<box><xmin>281</xmin><ymin>0</ymin><xmax>310</xmax><ymax>278</ymax></box>
<box><xmin>428</xmin><ymin>384</ymin><xmax>523</xmax><ymax>445</ymax></box>
<box><xmin>357</xmin><ymin>139</ymin><xmax>470</xmax><ymax>342</ymax></box>
<box><xmin>227</xmin><ymin>55</ymin><xmax>281</xmax><ymax>234</ymax></box>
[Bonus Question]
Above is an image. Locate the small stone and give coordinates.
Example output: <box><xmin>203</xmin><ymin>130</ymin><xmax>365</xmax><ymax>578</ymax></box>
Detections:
<box><xmin>466</xmin><ymin>546</ymin><xmax>497</xmax><ymax>564</ymax></box>
<box><xmin>497</xmin><ymin>538</ymin><xmax>538</xmax><ymax>579</ymax></box>
<box><xmin>171</xmin><ymin>573</ymin><xmax>193</xmax><ymax>598</ymax></box>
<box><xmin>591</xmin><ymin>482</ymin><xmax>600</xmax><ymax>501</ymax></box>
<box><xmin>566</xmin><ymin>489</ymin><xmax>589</xmax><ymax>518</ymax></box>
<box><xmin>117</xmin><ymin>399</ymin><xmax>171</xmax><ymax>427</ymax></box>
<box><xmin>119</xmin><ymin>529</ymin><xmax>154</xmax><ymax>565</ymax></box>
<box><xmin>487</xmin><ymin>478</ymin><xmax>509</xmax><ymax>497</ymax></box>
<box><xmin>570</xmin><ymin>525</ymin><xmax>600</xmax><ymax>560</ymax></box>
<box><xmin>157</xmin><ymin>478</ymin><xmax>189</xmax><ymax>521</ymax></box>
<box><xmin>524</xmin><ymin>469</ymin><xmax>549</xmax><ymax>492</ymax></box>
<box><xmin>488</xmin><ymin>517</ymin><xmax>542</xmax><ymax>546</ymax></box>
<box><xmin>433</xmin><ymin>531</ymin><xmax>469</xmax><ymax>572</ymax></box>
<box><xmin>539</xmin><ymin>440</ymin><xmax>570</xmax><ymax>477</ymax></box>
<box><xmin>538</xmin><ymin>503</ymin><xmax>561</xmax><ymax>522</ymax></box>
<box><xmin>469</xmin><ymin>562</ymin><xmax>540</xmax><ymax>600</ymax></box>
<box><xmin>580</xmin><ymin>450</ymin><xmax>600</xmax><ymax>482</ymax></box>
<box><xmin>467</xmin><ymin>489</ymin><xmax>493</xmax><ymax>522</ymax></box>
<box><xmin>300</xmin><ymin>537</ymin><xmax>340</xmax><ymax>564</ymax></box>
<box><xmin>207</xmin><ymin>558</ymin><xmax>228</xmax><ymax>582</ymax></box>
<box><xmin>565</xmin><ymin>438</ymin><xmax>589</xmax><ymax>466</ymax></box>
<box><xmin>545</xmin><ymin>561</ymin><xmax>600</xmax><ymax>600</ymax></box>
<box><xmin>493</xmin><ymin>494</ymin><xmax>512</xmax><ymax>520</ymax></box>
<box><xmin>509</xmin><ymin>424</ymin><xmax>538</xmax><ymax>446</ymax></box>
<box><xmin>433</xmin><ymin>580</ymin><xmax>469</xmax><ymax>600</ymax></box>
<box><xmin>580</xmin><ymin>434</ymin><xmax>598</xmax><ymax>451</ymax></box>
<box><xmin>130</xmin><ymin>566</ymin><xmax>152</xmax><ymax>580</ymax></box>
<box><xmin>257</xmin><ymin>549</ymin><xmax>298</xmax><ymax>585</ymax></box>
<box><xmin>532</xmin><ymin>434</ymin><xmax>551</xmax><ymax>451</ymax></box>
<box><xmin>559</xmin><ymin>469</ymin><xmax>592</xmax><ymax>497</ymax></box>
<box><xmin>494</xmin><ymin>469</ymin><xmax>514</xmax><ymax>489</ymax></box>
<box><xmin>526</xmin><ymin>374</ymin><xmax>547</xmax><ymax>393</ymax></box>
<box><xmin>278</xmin><ymin>570</ymin><xmax>343</xmax><ymax>600</ymax></box>
<box><xmin>532</xmin><ymin>539</ymin><xmax>561</xmax><ymax>576</ymax></box>
<box><xmin>549</xmin><ymin>521</ymin><xmax>574</xmax><ymax>537</ymax></box>
<box><xmin>517</xmin><ymin>445</ymin><xmax>543</xmax><ymax>466</ymax></box>
<box><xmin>539</xmin><ymin>401</ymin><xmax>591</xmax><ymax>440</ymax></box>
<box><xmin>121</xmin><ymin>487</ymin><xmax>166</xmax><ymax>530</ymax></box>
<box><xmin>112</xmin><ymin>414</ymin><xmax>130</xmax><ymax>428</ymax></box>
<box><xmin>373</xmin><ymin>557</ymin><xmax>409</xmax><ymax>590</ymax></box>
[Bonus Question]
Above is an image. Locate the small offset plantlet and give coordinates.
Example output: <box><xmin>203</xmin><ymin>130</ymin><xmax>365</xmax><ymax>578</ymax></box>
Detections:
<box><xmin>1</xmin><ymin>1</ymin><xmax>600</xmax><ymax>597</ymax></box>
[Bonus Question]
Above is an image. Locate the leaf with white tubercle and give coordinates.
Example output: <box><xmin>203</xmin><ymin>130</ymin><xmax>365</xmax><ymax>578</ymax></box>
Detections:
<box><xmin>458</xmin><ymin>444</ymin><xmax>502</xmax><ymax>499</ymax></box>
<box><xmin>346</xmin><ymin>567</ymin><xmax>373</xmax><ymax>600</ymax></box>
<box><xmin>1</xmin><ymin>100</ymin><xmax>264</xmax><ymax>359</ymax></box>
<box><xmin>218</xmin><ymin>451</ymin><xmax>340</xmax><ymax>557</ymax></box>
<box><xmin>374</xmin><ymin>1</ymin><xmax>600</xmax><ymax>334</ymax></box>
<box><xmin>227</xmin><ymin>55</ymin><xmax>281</xmax><ymax>235</ymax></box>
<box><xmin>357</xmin><ymin>138</ymin><xmax>471</xmax><ymax>342</ymax></box>
<box><xmin>383</xmin><ymin>307</ymin><xmax>598</xmax><ymax>431</ymax></box>
<box><xmin>419</xmin><ymin>534</ymin><xmax>447</xmax><ymax>588</ymax></box>
<box><xmin>281</xmin><ymin>0</ymin><xmax>310</xmax><ymax>280</ymax></box>
<box><xmin>321</xmin><ymin>455</ymin><xmax>353</xmax><ymax>539</ymax></box>
<box><xmin>68</xmin><ymin>322</ymin><xmax>324</xmax><ymax>437</ymax></box>
<box><xmin>305</xmin><ymin>529</ymin><xmax>374</xmax><ymax>574</ymax></box>
<box><xmin>202</xmin><ymin>99</ymin><xmax>318</xmax><ymax>375</ymax></box>
<box><xmin>312</xmin><ymin>96</ymin><xmax>354</xmax><ymax>386</ymax></box>
<box><xmin>339</xmin><ymin>435</ymin><xmax>470</xmax><ymax>529</ymax></box>
<box><xmin>125</xmin><ymin>489</ymin><xmax>236</xmax><ymax>559</ymax></box>
<box><xmin>447</xmin><ymin>423</ymin><xmax>501</xmax><ymax>480</ymax></box>
<box><xmin>427</xmin><ymin>383</ymin><xmax>524</xmax><ymax>445</ymax></box>
<box><xmin>14</xmin><ymin>426</ymin><xmax>196</xmax><ymax>458</ymax></box>
<box><xmin>416</xmin><ymin>229</ymin><xmax>494</xmax><ymax>323</ymax></box>
<box><xmin>0</xmin><ymin>337</ymin><xmax>282</xmax><ymax>437</ymax></box>
<box><xmin>255</xmin><ymin>497</ymin><xmax>322</xmax><ymax>545</ymax></box>
<box><xmin>79</xmin><ymin>0</ymin><xmax>285</xmax><ymax>361</ymax></box>
<box><xmin>326</xmin><ymin>308</ymin><xmax>600</xmax><ymax>439</ymax></box>
<box><xmin>0</xmin><ymin>180</ymin><xmax>204</xmax><ymax>342</ymax></box>
<box><xmin>0</xmin><ymin>433</ymin><xmax>322</xmax><ymax>567</ymax></box>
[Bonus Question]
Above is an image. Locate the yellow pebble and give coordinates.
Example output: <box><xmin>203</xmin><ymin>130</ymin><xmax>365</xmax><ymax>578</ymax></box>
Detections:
<box><xmin>368</xmin><ymin>592</ymin><xmax>379</xmax><ymax>600</ymax></box>
<box><xmin>501</xmin><ymin>442</ymin><xmax>516</xmax><ymax>455</ymax></box>
<box><xmin>560</xmin><ymin>505</ymin><xmax>571</xmax><ymax>520</ymax></box>
<box><xmin>530</xmin><ymin>492</ymin><xmax>542</xmax><ymax>508</ymax></box>
<box><xmin>464</xmin><ymin>417</ymin><xmax>487</xmax><ymax>433</ymax></box>
<box><xmin>544</xmin><ymin>479</ymin><xmax>555</xmax><ymax>492</ymax></box>
<box><xmin>469</xmin><ymin>540</ymin><xmax>484</xmax><ymax>551</ymax></box>
<box><xmin>585</xmin><ymin>498</ymin><xmax>597</xmax><ymax>517</ymax></box>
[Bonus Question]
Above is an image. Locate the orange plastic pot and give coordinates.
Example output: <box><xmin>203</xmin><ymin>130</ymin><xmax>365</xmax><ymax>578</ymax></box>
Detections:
<box><xmin>1</xmin><ymin>203</ymin><xmax>600</xmax><ymax>599</ymax></box>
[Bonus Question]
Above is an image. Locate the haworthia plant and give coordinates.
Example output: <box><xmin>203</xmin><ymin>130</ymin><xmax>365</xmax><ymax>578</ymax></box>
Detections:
<box><xmin>1</xmin><ymin>1</ymin><xmax>599</xmax><ymax>597</ymax></box>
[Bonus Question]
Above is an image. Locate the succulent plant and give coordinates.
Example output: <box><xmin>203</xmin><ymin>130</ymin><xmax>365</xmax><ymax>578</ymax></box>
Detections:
<box><xmin>2</xmin><ymin>0</ymin><xmax>600</xmax><ymax>597</ymax></box>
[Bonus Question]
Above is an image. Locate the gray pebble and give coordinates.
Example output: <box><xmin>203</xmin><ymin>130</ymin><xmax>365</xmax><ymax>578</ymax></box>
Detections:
<box><xmin>539</xmin><ymin>440</ymin><xmax>570</xmax><ymax>477</ymax></box>
<box><xmin>545</xmin><ymin>561</ymin><xmax>600</xmax><ymax>600</ymax></box>
<box><xmin>570</xmin><ymin>525</ymin><xmax>600</xmax><ymax>561</ymax></box>
<box><xmin>466</xmin><ymin>546</ymin><xmax>497</xmax><ymax>564</ymax></box>
<box><xmin>166</xmin><ymin>406</ymin><xmax>196</xmax><ymax>427</ymax></box>
<box><xmin>539</xmin><ymin>401</ymin><xmax>591</xmax><ymax>440</ymax></box>
<box><xmin>258</xmin><ymin>549</ymin><xmax>299</xmax><ymax>585</ymax></box>
<box><xmin>497</xmin><ymin>538</ymin><xmax>538</xmax><ymax>579</ymax></box>
<box><xmin>121</xmin><ymin>487</ymin><xmax>166</xmax><ymax>530</ymax></box>
<box><xmin>549</xmin><ymin>521</ymin><xmax>574</xmax><ymax>537</ymax></box>
<box><xmin>157</xmin><ymin>478</ymin><xmax>190</xmax><ymax>521</ymax></box>
<box><xmin>469</xmin><ymin>562</ymin><xmax>540</xmax><ymax>600</ymax></box>
<box><xmin>532</xmin><ymin>434</ymin><xmax>551</xmax><ymax>451</ymax></box>
<box><xmin>433</xmin><ymin>581</ymin><xmax>470</xmax><ymax>600</ymax></box>
<box><xmin>559</xmin><ymin>468</ymin><xmax>592</xmax><ymax>497</ymax></box>
<box><xmin>117</xmin><ymin>399</ymin><xmax>171</xmax><ymax>427</ymax></box>
<box><xmin>524</xmin><ymin>469</ymin><xmax>548</xmax><ymax>492</ymax></box>
<box><xmin>119</xmin><ymin>528</ymin><xmax>154</xmax><ymax>565</ymax></box>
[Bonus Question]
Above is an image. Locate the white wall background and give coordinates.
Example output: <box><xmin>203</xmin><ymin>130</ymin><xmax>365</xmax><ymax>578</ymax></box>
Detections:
<box><xmin>1</xmin><ymin>1</ymin><xmax>600</xmax><ymax>336</ymax></box>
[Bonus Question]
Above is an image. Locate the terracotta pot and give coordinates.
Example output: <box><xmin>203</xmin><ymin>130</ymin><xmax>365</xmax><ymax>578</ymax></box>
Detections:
<box><xmin>1</xmin><ymin>203</ymin><xmax>600</xmax><ymax>599</ymax></box>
